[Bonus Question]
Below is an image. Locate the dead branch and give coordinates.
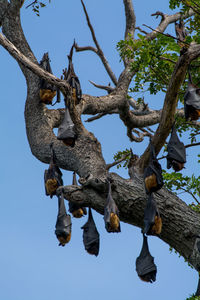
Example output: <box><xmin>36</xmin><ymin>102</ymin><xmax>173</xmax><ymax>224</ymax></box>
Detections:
<box><xmin>123</xmin><ymin>0</ymin><xmax>136</xmax><ymax>39</ymax></box>
<box><xmin>89</xmin><ymin>80</ymin><xmax>114</xmax><ymax>93</ymax></box>
<box><xmin>80</xmin><ymin>0</ymin><xmax>118</xmax><ymax>85</ymax></box>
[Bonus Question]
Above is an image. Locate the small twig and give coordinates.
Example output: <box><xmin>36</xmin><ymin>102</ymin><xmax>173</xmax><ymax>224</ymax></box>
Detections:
<box><xmin>89</xmin><ymin>80</ymin><xmax>114</xmax><ymax>94</ymax></box>
<box><xmin>25</xmin><ymin>0</ymin><xmax>37</xmax><ymax>9</ymax></box>
<box><xmin>80</xmin><ymin>0</ymin><xmax>118</xmax><ymax>85</ymax></box>
<box><xmin>143</xmin><ymin>24</ymin><xmax>190</xmax><ymax>45</ymax></box>
<box><xmin>106</xmin><ymin>154</ymin><xmax>130</xmax><ymax>170</ymax></box>
<box><xmin>85</xmin><ymin>109</ymin><xmax>118</xmax><ymax>122</ymax></box>
<box><xmin>135</xmin><ymin>26</ymin><xmax>148</xmax><ymax>35</ymax></box>
<box><xmin>185</xmin><ymin>142</ymin><xmax>200</xmax><ymax>148</ymax></box>
<box><xmin>160</xmin><ymin>56</ymin><xmax>176</xmax><ymax>64</ymax></box>
<box><xmin>158</xmin><ymin>155</ymin><xmax>167</xmax><ymax>161</ymax></box>
<box><xmin>178</xmin><ymin>187</ymin><xmax>200</xmax><ymax>204</ymax></box>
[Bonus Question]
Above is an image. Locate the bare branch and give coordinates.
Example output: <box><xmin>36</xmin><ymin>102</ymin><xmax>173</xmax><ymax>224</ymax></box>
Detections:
<box><xmin>85</xmin><ymin>109</ymin><xmax>119</xmax><ymax>122</ymax></box>
<box><xmin>123</xmin><ymin>0</ymin><xmax>136</xmax><ymax>39</ymax></box>
<box><xmin>147</xmin><ymin>9</ymin><xmax>194</xmax><ymax>40</ymax></box>
<box><xmin>74</xmin><ymin>42</ymin><xmax>98</xmax><ymax>54</ymax></box>
<box><xmin>135</xmin><ymin>26</ymin><xmax>148</xmax><ymax>35</ymax></box>
<box><xmin>178</xmin><ymin>187</ymin><xmax>200</xmax><ymax>205</ymax></box>
<box><xmin>143</xmin><ymin>24</ymin><xmax>190</xmax><ymax>45</ymax></box>
<box><xmin>0</xmin><ymin>32</ymin><xmax>70</xmax><ymax>95</ymax></box>
<box><xmin>89</xmin><ymin>80</ymin><xmax>114</xmax><ymax>93</ymax></box>
<box><xmin>185</xmin><ymin>142</ymin><xmax>200</xmax><ymax>148</ymax></box>
<box><xmin>80</xmin><ymin>0</ymin><xmax>118</xmax><ymax>85</ymax></box>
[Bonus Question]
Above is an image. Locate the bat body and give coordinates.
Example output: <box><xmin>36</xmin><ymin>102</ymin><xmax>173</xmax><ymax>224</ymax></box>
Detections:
<box><xmin>57</xmin><ymin>106</ymin><xmax>77</xmax><ymax>147</ymax></box>
<box><xmin>44</xmin><ymin>144</ymin><xmax>63</xmax><ymax>198</ymax></box>
<box><xmin>136</xmin><ymin>234</ymin><xmax>157</xmax><ymax>283</ymax></box>
<box><xmin>81</xmin><ymin>208</ymin><xmax>100</xmax><ymax>256</ymax></box>
<box><xmin>143</xmin><ymin>194</ymin><xmax>162</xmax><ymax>236</ymax></box>
<box><xmin>55</xmin><ymin>193</ymin><xmax>72</xmax><ymax>246</ymax></box>
<box><xmin>39</xmin><ymin>53</ymin><xmax>58</xmax><ymax>105</ymax></box>
<box><xmin>144</xmin><ymin>140</ymin><xmax>163</xmax><ymax>194</ymax></box>
<box><xmin>64</xmin><ymin>43</ymin><xmax>82</xmax><ymax>105</ymax></box>
<box><xmin>175</xmin><ymin>20</ymin><xmax>188</xmax><ymax>42</ymax></box>
<box><xmin>68</xmin><ymin>172</ymin><xmax>87</xmax><ymax>218</ymax></box>
<box><xmin>184</xmin><ymin>79</ymin><xmax>200</xmax><ymax>121</ymax></box>
<box><xmin>104</xmin><ymin>180</ymin><xmax>121</xmax><ymax>233</ymax></box>
<box><xmin>167</xmin><ymin>125</ymin><xmax>186</xmax><ymax>172</ymax></box>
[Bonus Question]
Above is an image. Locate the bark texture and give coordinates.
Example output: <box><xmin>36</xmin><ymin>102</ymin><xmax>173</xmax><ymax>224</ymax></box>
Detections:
<box><xmin>0</xmin><ymin>0</ymin><xmax>200</xmax><ymax>277</ymax></box>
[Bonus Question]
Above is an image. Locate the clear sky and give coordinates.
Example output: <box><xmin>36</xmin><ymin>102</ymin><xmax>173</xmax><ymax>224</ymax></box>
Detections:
<box><xmin>0</xmin><ymin>1</ymin><xmax>198</xmax><ymax>299</ymax></box>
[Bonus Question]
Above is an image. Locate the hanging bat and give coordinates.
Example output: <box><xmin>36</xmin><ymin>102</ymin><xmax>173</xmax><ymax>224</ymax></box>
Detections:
<box><xmin>144</xmin><ymin>139</ymin><xmax>163</xmax><ymax>194</ymax></box>
<box><xmin>143</xmin><ymin>193</ymin><xmax>162</xmax><ymax>236</ymax></box>
<box><xmin>167</xmin><ymin>124</ymin><xmax>186</xmax><ymax>172</ymax></box>
<box><xmin>68</xmin><ymin>172</ymin><xmax>87</xmax><ymax>218</ymax></box>
<box><xmin>57</xmin><ymin>106</ymin><xmax>77</xmax><ymax>147</ymax></box>
<box><xmin>175</xmin><ymin>20</ymin><xmax>188</xmax><ymax>43</ymax></box>
<box><xmin>81</xmin><ymin>207</ymin><xmax>100</xmax><ymax>256</ymax></box>
<box><xmin>184</xmin><ymin>70</ymin><xmax>200</xmax><ymax>121</ymax></box>
<box><xmin>104</xmin><ymin>179</ymin><xmax>121</xmax><ymax>233</ymax></box>
<box><xmin>55</xmin><ymin>192</ymin><xmax>72</xmax><ymax>246</ymax></box>
<box><xmin>63</xmin><ymin>42</ymin><xmax>82</xmax><ymax>105</ymax></box>
<box><xmin>136</xmin><ymin>234</ymin><xmax>157</xmax><ymax>283</ymax></box>
<box><xmin>39</xmin><ymin>52</ymin><xmax>60</xmax><ymax>105</ymax></box>
<box><xmin>44</xmin><ymin>143</ymin><xmax>63</xmax><ymax>198</ymax></box>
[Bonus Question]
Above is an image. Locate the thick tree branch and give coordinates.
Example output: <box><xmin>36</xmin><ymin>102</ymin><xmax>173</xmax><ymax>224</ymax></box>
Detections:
<box><xmin>123</xmin><ymin>0</ymin><xmax>136</xmax><ymax>40</ymax></box>
<box><xmin>0</xmin><ymin>32</ymin><xmax>70</xmax><ymax>95</ymax></box>
<box><xmin>59</xmin><ymin>172</ymin><xmax>200</xmax><ymax>272</ymax></box>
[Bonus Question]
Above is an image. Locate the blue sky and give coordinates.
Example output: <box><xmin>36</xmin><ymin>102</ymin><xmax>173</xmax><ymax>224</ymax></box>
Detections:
<box><xmin>0</xmin><ymin>0</ymin><xmax>198</xmax><ymax>299</ymax></box>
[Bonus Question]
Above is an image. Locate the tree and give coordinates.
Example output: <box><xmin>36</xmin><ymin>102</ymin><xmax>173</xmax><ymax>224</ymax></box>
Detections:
<box><xmin>0</xmin><ymin>0</ymin><xmax>200</xmax><ymax>299</ymax></box>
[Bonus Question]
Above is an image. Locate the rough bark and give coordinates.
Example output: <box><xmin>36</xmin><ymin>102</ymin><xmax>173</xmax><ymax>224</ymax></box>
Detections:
<box><xmin>0</xmin><ymin>0</ymin><xmax>200</xmax><ymax>277</ymax></box>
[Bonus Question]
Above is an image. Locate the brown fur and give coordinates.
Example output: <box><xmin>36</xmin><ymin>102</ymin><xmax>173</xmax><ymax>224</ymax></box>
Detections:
<box><xmin>40</xmin><ymin>89</ymin><xmax>56</xmax><ymax>104</ymax></box>
<box><xmin>145</xmin><ymin>173</ymin><xmax>157</xmax><ymax>192</ymax></box>
<box><xmin>45</xmin><ymin>179</ymin><xmax>58</xmax><ymax>196</ymax></box>
<box><xmin>151</xmin><ymin>216</ymin><xmax>162</xmax><ymax>235</ymax></box>
<box><xmin>171</xmin><ymin>160</ymin><xmax>184</xmax><ymax>172</ymax></box>
<box><xmin>110</xmin><ymin>213</ymin><xmax>120</xmax><ymax>231</ymax></box>
<box><xmin>63</xmin><ymin>138</ymin><xmax>75</xmax><ymax>147</ymax></box>
<box><xmin>72</xmin><ymin>208</ymin><xmax>84</xmax><ymax>218</ymax></box>
<box><xmin>57</xmin><ymin>233</ymin><xmax>71</xmax><ymax>246</ymax></box>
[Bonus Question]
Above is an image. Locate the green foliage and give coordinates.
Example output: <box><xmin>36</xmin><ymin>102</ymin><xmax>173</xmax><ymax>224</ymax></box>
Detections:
<box><xmin>117</xmin><ymin>34</ymin><xmax>181</xmax><ymax>96</ymax></box>
<box><xmin>163</xmin><ymin>170</ymin><xmax>200</xmax><ymax>205</ymax></box>
<box><xmin>186</xmin><ymin>295</ymin><xmax>200</xmax><ymax>300</ymax></box>
<box><xmin>113</xmin><ymin>149</ymin><xmax>131</xmax><ymax>169</ymax></box>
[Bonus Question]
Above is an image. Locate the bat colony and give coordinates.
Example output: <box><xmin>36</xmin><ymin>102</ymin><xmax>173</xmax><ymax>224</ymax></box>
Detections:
<box><xmin>42</xmin><ymin>22</ymin><xmax>199</xmax><ymax>285</ymax></box>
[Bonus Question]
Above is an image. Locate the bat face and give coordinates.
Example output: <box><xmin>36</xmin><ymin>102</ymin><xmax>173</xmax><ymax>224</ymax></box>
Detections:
<box><xmin>167</xmin><ymin>125</ymin><xmax>186</xmax><ymax>172</ymax></box>
<box><xmin>57</xmin><ymin>107</ymin><xmax>77</xmax><ymax>147</ymax></box>
<box><xmin>144</xmin><ymin>141</ymin><xmax>163</xmax><ymax>194</ymax></box>
<box><xmin>136</xmin><ymin>235</ymin><xmax>157</xmax><ymax>283</ymax></box>
<box><xmin>55</xmin><ymin>194</ymin><xmax>72</xmax><ymax>247</ymax></box>
<box><xmin>81</xmin><ymin>208</ymin><xmax>100</xmax><ymax>256</ymax></box>
<box><xmin>39</xmin><ymin>53</ymin><xmax>57</xmax><ymax>105</ymax></box>
<box><xmin>104</xmin><ymin>181</ymin><xmax>121</xmax><ymax>233</ymax></box>
<box><xmin>44</xmin><ymin>146</ymin><xmax>63</xmax><ymax>198</ymax></box>
<box><xmin>143</xmin><ymin>194</ymin><xmax>162</xmax><ymax>236</ymax></box>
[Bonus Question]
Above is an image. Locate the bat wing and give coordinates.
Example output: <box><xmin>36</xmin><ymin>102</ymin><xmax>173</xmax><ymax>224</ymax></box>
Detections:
<box><xmin>167</xmin><ymin>126</ymin><xmax>186</xmax><ymax>168</ymax></box>
<box><xmin>81</xmin><ymin>208</ymin><xmax>100</xmax><ymax>256</ymax></box>
<box><xmin>136</xmin><ymin>235</ymin><xmax>157</xmax><ymax>283</ymax></box>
